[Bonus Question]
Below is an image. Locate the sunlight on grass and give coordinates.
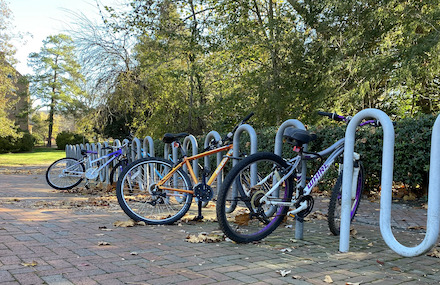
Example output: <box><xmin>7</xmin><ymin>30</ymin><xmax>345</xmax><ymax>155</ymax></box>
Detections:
<box><xmin>0</xmin><ymin>148</ymin><xmax>66</xmax><ymax>166</ymax></box>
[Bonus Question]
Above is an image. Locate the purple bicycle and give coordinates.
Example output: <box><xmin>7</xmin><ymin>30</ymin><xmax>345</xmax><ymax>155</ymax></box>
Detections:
<box><xmin>45</xmin><ymin>143</ymin><xmax>128</xmax><ymax>190</ymax></box>
<box><xmin>216</xmin><ymin>112</ymin><xmax>380</xmax><ymax>243</ymax></box>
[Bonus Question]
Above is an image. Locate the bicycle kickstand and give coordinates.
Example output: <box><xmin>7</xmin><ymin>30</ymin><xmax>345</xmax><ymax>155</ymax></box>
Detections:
<box><xmin>194</xmin><ymin>199</ymin><xmax>204</xmax><ymax>221</ymax></box>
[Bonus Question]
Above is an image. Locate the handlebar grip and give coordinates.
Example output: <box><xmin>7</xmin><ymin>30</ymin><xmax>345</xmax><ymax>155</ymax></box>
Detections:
<box><xmin>317</xmin><ymin>111</ymin><xmax>344</xmax><ymax>121</ymax></box>
<box><xmin>242</xmin><ymin>112</ymin><xmax>254</xmax><ymax>123</ymax></box>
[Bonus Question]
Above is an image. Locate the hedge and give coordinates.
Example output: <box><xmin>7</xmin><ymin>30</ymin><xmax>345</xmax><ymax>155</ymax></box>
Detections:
<box><xmin>0</xmin><ymin>132</ymin><xmax>36</xmax><ymax>153</ymax></box>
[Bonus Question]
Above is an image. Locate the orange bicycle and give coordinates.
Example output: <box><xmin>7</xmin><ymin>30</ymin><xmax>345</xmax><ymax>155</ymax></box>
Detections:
<box><xmin>116</xmin><ymin>113</ymin><xmax>254</xmax><ymax>224</ymax></box>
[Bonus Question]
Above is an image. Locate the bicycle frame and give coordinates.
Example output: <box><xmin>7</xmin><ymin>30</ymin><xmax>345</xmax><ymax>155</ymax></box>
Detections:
<box><xmin>64</xmin><ymin>148</ymin><xmax>124</xmax><ymax>178</ymax></box>
<box><xmin>156</xmin><ymin>144</ymin><xmax>234</xmax><ymax>193</ymax></box>
<box><xmin>257</xmin><ymin>138</ymin><xmax>355</xmax><ymax>216</ymax></box>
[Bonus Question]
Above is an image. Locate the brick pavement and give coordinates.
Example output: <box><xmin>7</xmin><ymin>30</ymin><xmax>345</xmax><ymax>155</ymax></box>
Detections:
<box><xmin>0</xmin><ymin>169</ymin><xmax>439</xmax><ymax>285</ymax></box>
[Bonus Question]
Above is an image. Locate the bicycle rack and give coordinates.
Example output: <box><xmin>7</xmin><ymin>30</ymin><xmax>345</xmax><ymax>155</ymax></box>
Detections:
<box><xmin>183</xmin><ymin>135</ymin><xmax>199</xmax><ymax>179</ymax></box>
<box><xmin>99</xmin><ymin>142</ymin><xmax>109</xmax><ymax>183</ymax></box>
<box><xmin>340</xmin><ymin>108</ymin><xmax>440</xmax><ymax>257</ymax></box>
<box><xmin>143</xmin><ymin>136</ymin><xmax>155</xmax><ymax>157</ymax></box>
<box><xmin>228</xmin><ymin>124</ymin><xmax>258</xmax><ymax>211</ymax></box>
<box><xmin>204</xmin><ymin>131</ymin><xmax>223</xmax><ymax>191</ymax></box>
<box><xmin>131</xmin><ymin>138</ymin><xmax>142</xmax><ymax>161</ymax></box>
<box><xmin>274</xmin><ymin>119</ymin><xmax>308</xmax><ymax>240</ymax></box>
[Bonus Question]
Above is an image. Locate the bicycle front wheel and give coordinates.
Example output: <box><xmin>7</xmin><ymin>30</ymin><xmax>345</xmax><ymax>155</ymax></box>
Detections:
<box><xmin>328</xmin><ymin>162</ymin><xmax>364</xmax><ymax>235</ymax></box>
<box><xmin>216</xmin><ymin>152</ymin><xmax>293</xmax><ymax>243</ymax></box>
<box><xmin>46</xmin><ymin>157</ymin><xmax>85</xmax><ymax>190</ymax></box>
<box><xmin>116</xmin><ymin>157</ymin><xmax>193</xmax><ymax>225</ymax></box>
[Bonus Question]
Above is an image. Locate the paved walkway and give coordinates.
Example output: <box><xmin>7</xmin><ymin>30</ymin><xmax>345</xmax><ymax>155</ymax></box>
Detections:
<box><xmin>0</xmin><ymin>168</ymin><xmax>439</xmax><ymax>285</ymax></box>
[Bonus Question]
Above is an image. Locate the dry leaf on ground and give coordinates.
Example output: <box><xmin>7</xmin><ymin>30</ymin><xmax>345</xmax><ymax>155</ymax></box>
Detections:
<box><xmin>21</xmin><ymin>261</ymin><xmax>38</xmax><ymax>267</ymax></box>
<box><xmin>324</xmin><ymin>275</ymin><xmax>333</xmax><ymax>283</ymax></box>
<box><xmin>186</xmin><ymin>232</ymin><xmax>224</xmax><ymax>243</ymax></box>
<box><xmin>427</xmin><ymin>249</ymin><xmax>440</xmax><ymax>258</ymax></box>
<box><xmin>98</xmin><ymin>241</ymin><xmax>110</xmax><ymax>246</ymax></box>
<box><xmin>277</xmin><ymin>269</ymin><xmax>291</xmax><ymax>277</ymax></box>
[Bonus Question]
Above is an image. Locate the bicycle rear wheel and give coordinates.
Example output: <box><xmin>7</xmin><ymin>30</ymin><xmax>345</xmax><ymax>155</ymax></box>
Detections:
<box><xmin>109</xmin><ymin>159</ymin><xmax>129</xmax><ymax>186</ymax></box>
<box><xmin>328</xmin><ymin>162</ymin><xmax>364</xmax><ymax>235</ymax></box>
<box><xmin>116</xmin><ymin>157</ymin><xmax>193</xmax><ymax>225</ymax></box>
<box><xmin>46</xmin><ymin>158</ymin><xmax>85</xmax><ymax>190</ymax></box>
<box><xmin>216</xmin><ymin>152</ymin><xmax>293</xmax><ymax>243</ymax></box>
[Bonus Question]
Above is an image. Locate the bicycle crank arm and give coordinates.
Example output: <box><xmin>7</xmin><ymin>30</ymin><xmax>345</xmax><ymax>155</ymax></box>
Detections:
<box><xmin>287</xmin><ymin>201</ymin><xmax>308</xmax><ymax>216</ymax></box>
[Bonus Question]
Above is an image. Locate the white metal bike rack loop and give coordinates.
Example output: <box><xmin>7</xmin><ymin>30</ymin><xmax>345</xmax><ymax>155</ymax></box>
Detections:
<box><xmin>204</xmin><ymin>131</ymin><xmax>223</xmax><ymax>190</ymax></box>
<box><xmin>143</xmin><ymin>136</ymin><xmax>155</xmax><ymax>157</ymax></box>
<box><xmin>340</xmin><ymin>108</ymin><xmax>440</xmax><ymax>257</ymax></box>
<box><xmin>233</xmin><ymin>124</ymin><xmax>258</xmax><ymax>180</ymax></box>
<box><xmin>274</xmin><ymin>119</ymin><xmax>308</xmax><ymax>240</ymax></box>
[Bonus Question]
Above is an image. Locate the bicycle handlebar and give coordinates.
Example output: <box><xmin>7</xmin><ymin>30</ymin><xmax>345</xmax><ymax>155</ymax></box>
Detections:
<box><xmin>317</xmin><ymin>111</ymin><xmax>345</xmax><ymax>121</ymax></box>
<box><xmin>223</xmin><ymin>112</ymin><xmax>255</xmax><ymax>143</ymax></box>
<box><xmin>318</xmin><ymin>111</ymin><xmax>395</xmax><ymax>127</ymax></box>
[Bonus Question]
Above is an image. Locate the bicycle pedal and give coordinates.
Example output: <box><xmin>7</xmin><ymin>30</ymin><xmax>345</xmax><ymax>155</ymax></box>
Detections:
<box><xmin>289</xmin><ymin>213</ymin><xmax>295</xmax><ymax>218</ymax></box>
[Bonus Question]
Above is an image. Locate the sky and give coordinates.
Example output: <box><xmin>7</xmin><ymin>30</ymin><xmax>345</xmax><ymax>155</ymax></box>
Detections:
<box><xmin>9</xmin><ymin>0</ymin><xmax>122</xmax><ymax>75</ymax></box>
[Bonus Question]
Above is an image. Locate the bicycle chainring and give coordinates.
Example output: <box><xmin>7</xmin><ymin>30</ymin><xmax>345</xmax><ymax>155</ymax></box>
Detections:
<box><xmin>193</xmin><ymin>183</ymin><xmax>214</xmax><ymax>202</ymax></box>
<box><xmin>295</xmin><ymin>195</ymin><xmax>314</xmax><ymax>218</ymax></box>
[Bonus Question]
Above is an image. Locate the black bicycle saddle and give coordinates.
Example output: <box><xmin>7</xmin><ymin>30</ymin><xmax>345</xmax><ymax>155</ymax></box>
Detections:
<box><xmin>162</xmin><ymin>132</ymin><xmax>189</xmax><ymax>144</ymax></box>
<box><xmin>283</xmin><ymin>127</ymin><xmax>317</xmax><ymax>146</ymax></box>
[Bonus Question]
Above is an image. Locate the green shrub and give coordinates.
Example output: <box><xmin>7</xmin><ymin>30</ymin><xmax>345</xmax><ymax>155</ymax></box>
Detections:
<box><xmin>0</xmin><ymin>132</ymin><xmax>36</xmax><ymax>153</ymax></box>
<box><xmin>56</xmin><ymin>131</ymin><xmax>89</xmax><ymax>150</ymax></box>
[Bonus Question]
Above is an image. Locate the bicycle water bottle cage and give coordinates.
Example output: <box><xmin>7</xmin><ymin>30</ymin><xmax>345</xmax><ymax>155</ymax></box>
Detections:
<box><xmin>283</xmin><ymin>128</ymin><xmax>317</xmax><ymax>147</ymax></box>
<box><xmin>162</xmin><ymin>132</ymin><xmax>189</xmax><ymax>144</ymax></box>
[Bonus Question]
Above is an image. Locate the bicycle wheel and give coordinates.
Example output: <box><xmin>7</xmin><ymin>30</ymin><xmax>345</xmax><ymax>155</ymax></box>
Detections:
<box><xmin>216</xmin><ymin>152</ymin><xmax>294</xmax><ymax>243</ymax></box>
<box><xmin>328</xmin><ymin>162</ymin><xmax>364</xmax><ymax>235</ymax></box>
<box><xmin>116</xmin><ymin>157</ymin><xmax>193</xmax><ymax>225</ymax></box>
<box><xmin>46</xmin><ymin>157</ymin><xmax>85</xmax><ymax>190</ymax></box>
<box><xmin>109</xmin><ymin>159</ymin><xmax>129</xmax><ymax>185</ymax></box>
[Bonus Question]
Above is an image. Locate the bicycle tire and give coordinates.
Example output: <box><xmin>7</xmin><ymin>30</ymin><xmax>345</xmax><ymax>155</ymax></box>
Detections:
<box><xmin>116</xmin><ymin>157</ymin><xmax>193</xmax><ymax>225</ymax></box>
<box><xmin>109</xmin><ymin>159</ymin><xmax>129</xmax><ymax>185</ymax></box>
<box><xmin>216</xmin><ymin>152</ymin><xmax>293</xmax><ymax>243</ymax></box>
<box><xmin>46</xmin><ymin>157</ymin><xmax>85</xmax><ymax>190</ymax></box>
<box><xmin>328</xmin><ymin>162</ymin><xmax>364</xmax><ymax>235</ymax></box>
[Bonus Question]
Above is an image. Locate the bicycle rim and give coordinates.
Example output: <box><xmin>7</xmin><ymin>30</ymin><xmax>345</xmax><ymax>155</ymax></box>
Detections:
<box><xmin>116</xmin><ymin>158</ymin><xmax>193</xmax><ymax>225</ymax></box>
<box><xmin>328</xmin><ymin>163</ymin><xmax>364</xmax><ymax>235</ymax></box>
<box><xmin>217</xmin><ymin>152</ymin><xmax>293</xmax><ymax>243</ymax></box>
<box><xmin>46</xmin><ymin>158</ymin><xmax>84</xmax><ymax>190</ymax></box>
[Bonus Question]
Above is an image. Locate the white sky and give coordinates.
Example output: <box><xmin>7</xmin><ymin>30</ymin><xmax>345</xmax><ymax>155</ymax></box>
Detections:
<box><xmin>9</xmin><ymin>0</ymin><xmax>122</xmax><ymax>75</ymax></box>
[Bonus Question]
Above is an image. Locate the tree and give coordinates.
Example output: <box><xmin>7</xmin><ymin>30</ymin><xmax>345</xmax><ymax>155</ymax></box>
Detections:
<box><xmin>0</xmin><ymin>0</ymin><xmax>19</xmax><ymax>138</ymax></box>
<box><xmin>28</xmin><ymin>34</ymin><xmax>85</xmax><ymax>147</ymax></box>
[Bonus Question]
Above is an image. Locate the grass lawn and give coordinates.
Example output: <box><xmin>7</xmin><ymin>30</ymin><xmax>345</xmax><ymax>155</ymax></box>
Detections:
<box><xmin>0</xmin><ymin>147</ymin><xmax>66</xmax><ymax>167</ymax></box>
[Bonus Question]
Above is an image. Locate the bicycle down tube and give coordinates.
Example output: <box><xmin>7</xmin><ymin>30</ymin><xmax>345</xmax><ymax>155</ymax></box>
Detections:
<box><xmin>156</xmin><ymin>144</ymin><xmax>234</xmax><ymax>194</ymax></box>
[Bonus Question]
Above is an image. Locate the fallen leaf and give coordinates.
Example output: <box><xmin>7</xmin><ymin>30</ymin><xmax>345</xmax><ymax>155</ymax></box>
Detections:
<box><xmin>130</xmin><ymin>252</ymin><xmax>138</xmax><ymax>255</ymax></box>
<box><xmin>324</xmin><ymin>275</ymin><xmax>333</xmax><ymax>283</ymax></box>
<box><xmin>280</xmin><ymin>248</ymin><xmax>293</xmax><ymax>253</ymax></box>
<box><xmin>391</xmin><ymin>266</ymin><xmax>402</xmax><ymax>272</ymax></box>
<box><xmin>376</xmin><ymin>259</ymin><xmax>384</xmax><ymax>265</ymax></box>
<box><xmin>277</xmin><ymin>270</ymin><xmax>291</xmax><ymax>277</ymax></box>
<box><xmin>427</xmin><ymin>249</ymin><xmax>440</xmax><ymax>258</ymax></box>
<box><xmin>98</xmin><ymin>241</ymin><xmax>110</xmax><ymax>246</ymax></box>
<box><xmin>186</xmin><ymin>232</ymin><xmax>225</xmax><ymax>243</ymax></box>
<box><xmin>367</xmin><ymin>242</ymin><xmax>373</xmax><ymax>247</ymax></box>
<box><xmin>292</xmin><ymin>275</ymin><xmax>302</xmax><ymax>280</ymax></box>
<box><xmin>346</xmin><ymin>282</ymin><xmax>361</xmax><ymax>285</ymax></box>
<box><xmin>114</xmin><ymin>220</ymin><xmax>136</xmax><ymax>227</ymax></box>
<box><xmin>234</xmin><ymin>213</ymin><xmax>250</xmax><ymax>226</ymax></box>
<box><xmin>21</xmin><ymin>261</ymin><xmax>38</xmax><ymax>267</ymax></box>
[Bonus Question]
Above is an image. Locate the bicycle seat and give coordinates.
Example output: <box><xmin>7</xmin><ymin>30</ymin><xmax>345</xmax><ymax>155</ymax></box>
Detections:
<box><xmin>162</xmin><ymin>132</ymin><xmax>189</xmax><ymax>144</ymax></box>
<box><xmin>283</xmin><ymin>128</ymin><xmax>317</xmax><ymax>146</ymax></box>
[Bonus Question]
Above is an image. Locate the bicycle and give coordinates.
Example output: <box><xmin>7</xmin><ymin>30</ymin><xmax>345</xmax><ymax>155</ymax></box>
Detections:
<box><xmin>46</xmin><ymin>143</ymin><xmax>129</xmax><ymax>190</ymax></box>
<box><xmin>116</xmin><ymin>113</ymin><xmax>255</xmax><ymax>225</ymax></box>
<box><xmin>216</xmin><ymin>111</ymin><xmax>380</xmax><ymax>243</ymax></box>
